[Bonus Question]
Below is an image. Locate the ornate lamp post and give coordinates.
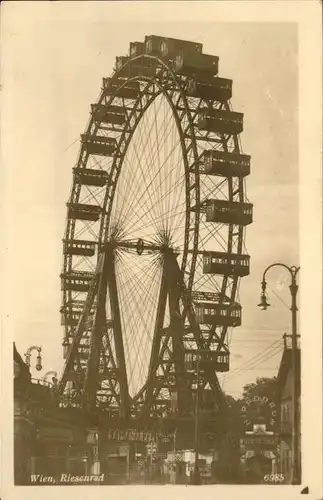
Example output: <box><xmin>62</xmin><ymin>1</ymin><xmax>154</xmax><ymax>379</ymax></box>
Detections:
<box><xmin>24</xmin><ymin>346</ymin><xmax>42</xmax><ymax>371</ymax></box>
<box><xmin>193</xmin><ymin>353</ymin><xmax>202</xmax><ymax>485</ymax></box>
<box><xmin>258</xmin><ymin>263</ymin><xmax>300</xmax><ymax>484</ymax></box>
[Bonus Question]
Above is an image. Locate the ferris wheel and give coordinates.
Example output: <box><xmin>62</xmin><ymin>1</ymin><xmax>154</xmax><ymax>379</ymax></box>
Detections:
<box><xmin>58</xmin><ymin>35</ymin><xmax>252</xmax><ymax>420</ymax></box>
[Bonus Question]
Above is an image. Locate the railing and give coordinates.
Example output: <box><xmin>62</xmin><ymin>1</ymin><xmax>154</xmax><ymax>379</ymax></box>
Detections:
<box><xmin>31</xmin><ymin>378</ymin><xmax>55</xmax><ymax>388</ymax></box>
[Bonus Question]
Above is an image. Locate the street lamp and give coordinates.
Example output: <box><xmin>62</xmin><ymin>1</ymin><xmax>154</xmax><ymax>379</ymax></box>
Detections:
<box><xmin>193</xmin><ymin>353</ymin><xmax>202</xmax><ymax>485</ymax></box>
<box><xmin>24</xmin><ymin>346</ymin><xmax>43</xmax><ymax>371</ymax></box>
<box><xmin>258</xmin><ymin>263</ymin><xmax>300</xmax><ymax>484</ymax></box>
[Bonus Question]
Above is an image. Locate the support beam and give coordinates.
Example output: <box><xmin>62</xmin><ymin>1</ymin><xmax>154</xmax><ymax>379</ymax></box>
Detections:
<box><xmin>106</xmin><ymin>246</ymin><xmax>130</xmax><ymax>419</ymax></box>
<box><xmin>169</xmin><ymin>253</ymin><xmax>226</xmax><ymax>416</ymax></box>
<box><xmin>58</xmin><ymin>269</ymin><xmax>100</xmax><ymax>395</ymax></box>
<box><xmin>144</xmin><ymin>259</ymin><xmax>168</xmax><ymax>411</ymax></box>
<box><xmin>167</xmin><ymin>255</ymin><xmax>190</xmax><ymax>416</ymax></box>
<box><xmin>82</xmin><ymin>251</ymin><xmax>110</xmax><ymax>412</ymax></box>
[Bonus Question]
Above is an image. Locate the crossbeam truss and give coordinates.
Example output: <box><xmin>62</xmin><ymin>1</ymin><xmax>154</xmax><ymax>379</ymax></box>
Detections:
<box><xmin>58</xmin><ymin>244</ymin><xmax>130</xmax><ymax>418</ymax></box>
<box><xmin>57</xmin><ymin>246</ymin><xmax>225</xmax><ymax>420</ymax></box>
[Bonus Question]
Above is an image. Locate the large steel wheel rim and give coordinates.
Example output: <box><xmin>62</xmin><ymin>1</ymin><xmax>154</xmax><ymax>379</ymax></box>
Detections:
<box><xmin>60</xmin><ymin>37</ymin><xmax>251</xmax><ymax>418</ymax></box>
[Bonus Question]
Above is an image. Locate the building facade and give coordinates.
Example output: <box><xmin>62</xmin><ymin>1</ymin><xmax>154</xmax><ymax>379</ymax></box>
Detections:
<box><xmin>275</xmin><ymin>335</ymin><xmax>301</xmax><ymax>483</ymax></box>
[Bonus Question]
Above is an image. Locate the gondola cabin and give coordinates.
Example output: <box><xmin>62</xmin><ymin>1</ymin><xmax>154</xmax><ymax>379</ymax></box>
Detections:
<box><xmin>202</xmin><ymin>150</ymin><xmax>251</xmax><ymax>177</ymax></box>
<box><xmin>175</xmin><ymin>52</ymin><xmax>219</xmax><ymax>76</ymax></box>
<box><xmin>60</xmin><ymin>271</ymin><xmax>95</xmax><ymax>292</ymax></box>
<box><xmin>198</xmin><ymin>108</ymin><xmax>243</xmax><ymax>135</ymax></box>
<box><xmin>213</xmin><ymin>352</ymin><xmax>230</xmax><ymax>372</ymax></box>
<box><xmin>60</xmin><ymin>302</ymin><xmax>83</xmax><ymax>327</ymax></box>
<box><xmin>184</xmin><ymin>349</ymin><xmax>230</xmax><ymax>373</ymax></box>
<box><xmin>160</xmin><ymin>37</ymin><xmax>202</xmax><ymax>59</ymax></box>
<box><xmin>117</xmin><ymin>59</ymin><xmax>157</xmax><ymax>79</ymax></box>
<box><xmin>145</xmin><ymin>35</ymin><xmax>202</xmax><ymax>59</ymax></box>
<box><xmin>115</xmin><ymin>56</ymin><xmax>156</xmax><ymax>78</ymax></box>
<box><xmin>67</xmin><ymin>202</ymin><xmax>102</xmax><ymax>222</ymax></box>
<box><xmin>129</xmin><ymin>41</ymin><xmax>144</xmax><ymax>57</ymax></box>
<box><xmin>61</xmin><ymin>302</ymin><xmax>94</xmax><ymax>330</ymax></box>
<box><xmin>91</xmin><ymin>104</ymin><xmax>126</xmax><ymax>126</ymax></box>
<box><xmin>60</xmin><ymin>310</ymin><xmax>81</xmax><ymax>327</ymax></box>
<box><xmin>73</xmin><ymin>167</ymin><xmax>109</xmax><ymax>187</ymax></box>
<box><xmin>203</xmin><ymin>251</ymin><xmax>250</xmax><ymax>277</ymax></box>
<box><xmin>115</xmin><ymin>56</ymin><xmax>129</xmax><ymax>72</ymax></box>
<box><xmin>187</xmin><ymin>76</ymin><xmax>232</xmax><ymax>102</ymax></box>
<box><xmin>206</xmin><ymin>199</ymin><xmax>253</xmax><ymax>226</ymax></box>
<box><xmin>63</xmin><ymin>239</ymin><xmax>96</xmax><ymax>257</ymax></box>
<box><xmin>81</xmin><ymin>134</ymin><xmax>116</xmax><ymax>156</ymax></box>
<box><xmin>145</xmin><ymin>35</ymin><xmax>164</xmax><ymax>55</ymax></box>
<box><xmin>103</xmin><ymin>77</ymin><xmax>140</xmax><ymax>100</ymax></box>
<box><xmin>195</xmin><ymin>302</ymin><xmax>242</xmax><ymax>327</ymax></box>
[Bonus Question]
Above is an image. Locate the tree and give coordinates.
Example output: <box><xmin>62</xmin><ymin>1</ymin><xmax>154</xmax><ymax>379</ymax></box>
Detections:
<box><xmin>224</xmin><ymin>392</ymin><xmax>237</xmax><ymax>408</ymax></box>
<box><xmin>242</xmin><ymin>377</ymin><xmax>277</xmax><ymax>400</ymax></box>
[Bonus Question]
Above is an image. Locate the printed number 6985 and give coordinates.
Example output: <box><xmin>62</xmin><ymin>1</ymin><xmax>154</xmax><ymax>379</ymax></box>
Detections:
<box><xmin>264</xmin><ymin>473</ymin><xmax>284</xmax><ymax>483</ymax></box>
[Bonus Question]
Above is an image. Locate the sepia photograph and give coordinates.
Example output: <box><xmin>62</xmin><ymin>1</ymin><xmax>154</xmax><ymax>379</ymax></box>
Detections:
<box><xmin>1</xmin><ymin>2</ymin><xmax>322</xmax><ymax>500</ymax></box>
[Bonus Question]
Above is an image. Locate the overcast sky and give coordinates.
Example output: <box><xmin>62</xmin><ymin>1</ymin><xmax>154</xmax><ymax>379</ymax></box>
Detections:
<box><xmin>3</xmin><ymin>4</ymin><xmax>299</xmax><ymax>397</ymax></box>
